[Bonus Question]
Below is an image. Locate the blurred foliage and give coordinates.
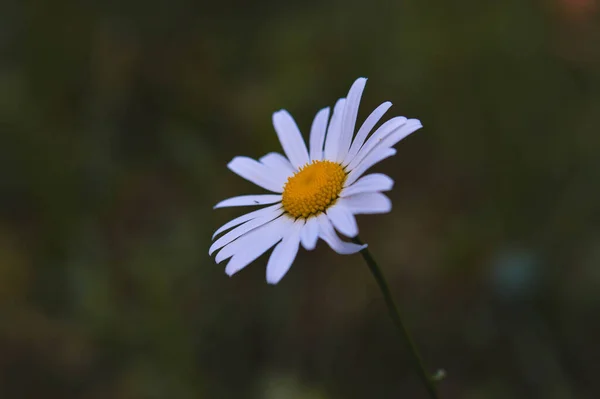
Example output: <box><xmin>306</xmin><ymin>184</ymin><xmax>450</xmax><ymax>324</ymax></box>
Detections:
<box><xmin>1</xmin><ymin>0</ymin><xmax>600</xmax><ymax>398</ymax></box>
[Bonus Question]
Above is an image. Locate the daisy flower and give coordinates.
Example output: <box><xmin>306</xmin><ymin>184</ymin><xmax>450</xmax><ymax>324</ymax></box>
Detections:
<box><xmin>210</xmin><ymin>77</ymin><xmax>422</xmax><ymax>284</ymax></box>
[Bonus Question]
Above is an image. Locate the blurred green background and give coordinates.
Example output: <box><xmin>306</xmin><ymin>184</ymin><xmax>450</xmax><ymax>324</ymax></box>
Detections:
<box><xmin>1</xmin><ymin>0</ymin><xmax>600</xmax><ymax>398</ymax></box>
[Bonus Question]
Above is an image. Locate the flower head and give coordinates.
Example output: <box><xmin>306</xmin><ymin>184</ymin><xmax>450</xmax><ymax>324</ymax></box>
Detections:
<box><xmin>210</xmin><ymin>78</ymin><xmax>422</xmax><ymax>284</ymax></box>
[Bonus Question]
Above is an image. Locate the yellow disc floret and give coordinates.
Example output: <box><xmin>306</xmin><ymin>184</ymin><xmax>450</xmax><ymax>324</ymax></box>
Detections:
<box><xmin>282</xmin><ymin>160</ymin><xmax>347</xmax><ymax>219</ymax></box>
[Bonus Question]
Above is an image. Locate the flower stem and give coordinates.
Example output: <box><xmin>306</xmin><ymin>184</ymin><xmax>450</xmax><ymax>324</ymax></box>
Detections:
<box><xmin>353</xmin><ymin>236</ymin><xmax>440</xmax><ymax>399</ymax></box>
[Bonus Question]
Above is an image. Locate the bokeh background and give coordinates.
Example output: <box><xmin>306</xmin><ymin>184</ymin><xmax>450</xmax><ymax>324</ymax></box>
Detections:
<box><xmin>1</xmin><ymin>0</ymin><xmax>600</xmax><ymax>398</ymax></box>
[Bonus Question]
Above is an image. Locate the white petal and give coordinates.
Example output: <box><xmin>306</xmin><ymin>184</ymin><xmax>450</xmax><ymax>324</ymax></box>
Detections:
<box><xmin>209</xmin><ymin>207</ymin><xmax>284</xmax><ymax>255</ymax></box>
<box><xmin>346</xmin><ymin>116</ymin><xmax>407</xmax><ymax>171</ymax></box>
<box><xmin>377</xmin><ymin>118</ymin><xmax>422</xmax><ymax>149</ymax></box>
<box><xmin>216</xmin><ymin>241</ymin><xmax>237</xmax><ymax>263</ymax></box>
<box><xmin>309</xmin><ymin>107</ymin><xmax>330</xmax><ymax>162</ymax></box>
<box><xmin>326</xmin><ymin>203</ymin><xmax>359</xmax><ymax>238</ymax></box>
<box><xmin>216</xmin><ymin>215</ymin><xmax>290</xmax><ymax>263</ymax></box>
<box><xmin>337</xmin><ymin>77</ymin><xmax>367</xmax><ymax>162</ymax></box>
<box><xmin>338</xmin><ymin>192</ymin><xmax>392</xmax><ymax>215</ymax></box>
<box><xmin>363</xmin><ymin>119</ymin><xmax>422</xmax><ymax>159</ymax></box>
<box><xmin>300</xmin><ymin>217</ymin><xmax>319</xmax><ymax>250</ymax></box>
<box><xmin>228</xmin><ymin>156</ymin><xmax>284</xmax><ymax>193</ymax></box>
<box><xmin>345</xmin><ymin>148</ymin><xmax>396</xmax><ymax>186</ymax></box>
<box><xmin>343</xmin><ymin>101</ymin><xmax>392</xmax><ymax>166</ymax></box>
<box><xmin>212</xmin><ymin>203</ymin><xmax>282</xmax><ymax>239</ymax></box>
<box><xmin>259</xmin><ymin>152</ymin><xmax>295</xmax><ymax>183</ymax></box>
<box><xmin>272</xmin><ymin>110</ymin><xmax>310</xmax><ymax>169</ymax></box>
<box><xmin>224</xmin><ymin>216</ymin><xmax>293</xmax><ymax>276</ymax></box>
<box><xmin>323</xmin><ymin>98</ymin><xmax>346</xmax><ymax>161</ymax></box>
<box><xmin>345</xmin><ymin>120</ymin><xmax>421</xmax><ymax>187</ymax></box>
<box><xmin>341</xmin><ymin>173</ymin><xmax>394</xmax><ymax>197</ymax></box>
<box><xmin>266</xmin><ymin>219</ymin><xmax>304</xmax><ymax>284</ymax></box>
<box><xmin>316</xmin><ymin>214</ymin><xmax>366</xmax><ymax>254</ymax></box>
<box><xmin>213</xmin><ymin>194</ymin><xmax>282</xmax><ymax>209</ymax></box>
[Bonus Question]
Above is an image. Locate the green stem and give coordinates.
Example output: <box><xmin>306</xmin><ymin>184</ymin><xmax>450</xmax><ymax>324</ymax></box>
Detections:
<box><xmin>353</xmin><ymin>236</ymin><xmax>439</xmax><ymax>399</ymax></box>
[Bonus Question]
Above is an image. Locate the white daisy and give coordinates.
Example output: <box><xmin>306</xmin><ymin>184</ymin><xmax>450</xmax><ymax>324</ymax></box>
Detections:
<box><xmin>210</xmin><ymin>77</ymin><xmax>422</xmax><ymax>284</ymax></box>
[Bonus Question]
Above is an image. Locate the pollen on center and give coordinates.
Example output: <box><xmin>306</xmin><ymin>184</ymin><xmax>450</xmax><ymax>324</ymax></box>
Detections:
<box><xmin>282</xmin><ymin>160</ymin><xmax>347</xmax><ymax>219</ymax></box>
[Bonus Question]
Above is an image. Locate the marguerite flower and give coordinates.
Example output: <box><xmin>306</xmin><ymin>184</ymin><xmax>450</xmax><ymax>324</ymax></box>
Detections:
<box><xmin>210</xmin><ymin>77</ymin><xmax>422</xmax><ymax>284</ymax></box>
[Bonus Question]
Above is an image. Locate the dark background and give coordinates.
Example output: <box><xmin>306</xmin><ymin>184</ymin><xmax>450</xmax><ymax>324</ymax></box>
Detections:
<box><xmin>1</xmin><ymin>0</ymin><xmax>600</xmax><ymax>398</ymax></box>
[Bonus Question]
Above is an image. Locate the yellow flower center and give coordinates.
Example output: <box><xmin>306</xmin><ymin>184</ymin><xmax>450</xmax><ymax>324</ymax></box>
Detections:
<box><xmin>282</xmin><ymin>160</ymin><xmax>347</xmax><ymax>219</ymax></box>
